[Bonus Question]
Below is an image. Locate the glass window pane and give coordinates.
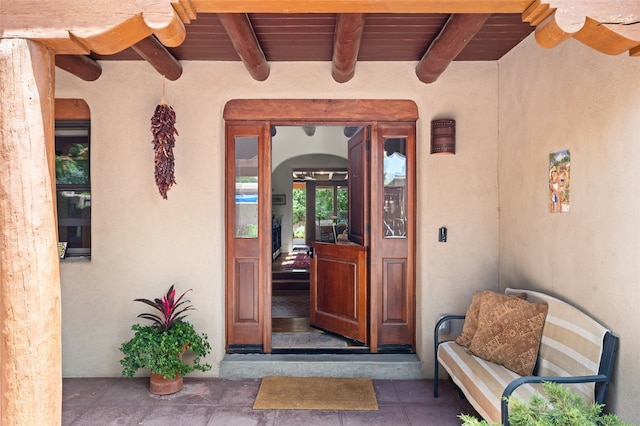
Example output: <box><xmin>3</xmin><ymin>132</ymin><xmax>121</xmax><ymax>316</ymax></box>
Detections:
<box><xmin>315</xmin><ymin>187</ymin><xmax>334</xmax><ymax>222</ymax></box>
<box><xmin>55</xmin><ymin>127</ymin><xmax>90</xmax><ymax>185</ymax></box>
<box><xmin>315</xmin><ymin>187</ymin><xmax>335</xmax><ymax>242</ymax></box>
<box><xmin>58</xmin><ymin>225</ymin><xmax>91</xmax><ymax>253</ymax></box>
<box><xmin>57</xmin><ymin>190</ymin><xmax>91</xmax><ymax>219</ymax></box>
<box><xmin>235</xmin><ymin>136</ymin><xmax>259</xmax><ymax>238</ymax></box>
<box><xmin>336</xmin><ymin>186</ymin><xmax>349</xmax><ymax>242</ymax></box>
<box><xmin>337</xmin><ymin>186</ymin><xmax>348</xmax><ymax>223</ymax></box>
<box><xmin>292</xmin><ymin>184</ymin><xmax>306</xmax><ymax>242</ymax></box>
<box><xmin>383</xmin><ymin>138</ymin><xmax>407</xmax><ymax>238</ymax></box>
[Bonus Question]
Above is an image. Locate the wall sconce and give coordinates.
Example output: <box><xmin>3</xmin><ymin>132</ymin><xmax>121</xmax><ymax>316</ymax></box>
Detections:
<box><xmin>431</xmin><ymin>119</ymin><xmax>456</xmax><ymax>155</ymax></box>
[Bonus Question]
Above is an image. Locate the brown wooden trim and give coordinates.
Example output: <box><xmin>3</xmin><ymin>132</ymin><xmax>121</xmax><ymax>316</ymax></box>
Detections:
<box><xmin>332</xmin><ymin>13</ymin><xmax>366</xmax><ymax>83</ymax></box>
<box><xmin>131</xmin><ymin>35</ymin><xmax>183</xmax><ymax>81</ymax></box>
<box><xmin>416</xmin><ymin>13</ymin><xmax>491</xmax><ymax>84</ymax></box>
<box><xmin>260</xmin><ymin>122</ymin><xmax>273</xmax><ymax>353</ymax></box>
<box><xmin>55</xmin><ymin>55</ymin><xmax>102</xmax><ymax>81</ymax></box>
<box><xmin>522</xmin><ymin>0</ymin><xmax>554</xmax><ymax>27</ymax></box>
<box><xmin>223</xmin><ymin>99</ymin><xmax>418</xmax><ymax>122</ymax></box>
<box><xmin>55</xmin><ymin>98</ymin><xmax>90</xmax><ymax>120</ymax></box>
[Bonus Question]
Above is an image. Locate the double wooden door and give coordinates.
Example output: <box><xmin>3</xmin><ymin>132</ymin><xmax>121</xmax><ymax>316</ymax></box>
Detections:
<box><xmin>224</xmin><ymin>99</ymin><xmax>416</xmax><ymax>353</ymax></box>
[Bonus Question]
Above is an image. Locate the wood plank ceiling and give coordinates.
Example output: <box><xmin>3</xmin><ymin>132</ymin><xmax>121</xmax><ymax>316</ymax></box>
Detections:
<box><xmin>61</xmin><ymin>13</ymin><xmax>534</xmax><ymax>83</ymax></box>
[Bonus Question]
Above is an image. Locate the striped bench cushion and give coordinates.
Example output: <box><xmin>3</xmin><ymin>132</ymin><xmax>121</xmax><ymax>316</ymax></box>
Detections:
<box><xmin>506</xmin><ymin>288</ymin><xmax>607</xmax><ymax>404</ymax></box>
<box><xmin>438</xmin><ymin>341</ymin><xmax>543</xmax><ymax>424</ymax></box>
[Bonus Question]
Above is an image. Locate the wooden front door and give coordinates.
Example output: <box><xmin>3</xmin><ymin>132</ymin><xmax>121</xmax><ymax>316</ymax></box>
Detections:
<box><xmin>309</xmin><ymin>242</ymin><xmax>368</xmax><ymax>344</ymax></box>
<box><xmin>224</xmin><ymin>99</ymin><xmax>417</xmax><ymax>353</ymax></box>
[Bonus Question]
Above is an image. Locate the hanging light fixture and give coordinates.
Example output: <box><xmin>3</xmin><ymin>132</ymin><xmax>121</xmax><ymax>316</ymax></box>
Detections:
<box><xmin>302</xmin><ymin>126</ymin><xmax>316</xmax><ymax>136</ymax></box>
<box><xmin>431</xmin><ymin>119</ymin><xmax>456</xmax><ymax>155</ymax></box>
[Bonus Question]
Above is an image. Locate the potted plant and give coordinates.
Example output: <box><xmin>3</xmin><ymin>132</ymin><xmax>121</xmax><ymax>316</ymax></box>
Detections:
<box><xmin>119</xmin><ymin>285</ymin><xmax>211</xmax><ymax>395</ymax></box>
<box><xmin>459</xmin><ymin>381</ymin><xmax>630</xmax><ymax>426</ymax></box>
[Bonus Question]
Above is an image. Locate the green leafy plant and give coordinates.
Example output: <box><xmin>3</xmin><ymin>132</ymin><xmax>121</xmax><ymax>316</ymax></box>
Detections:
<box><xmin>120</xmin><ymin>285</ymin><xmax>211</xmax><ymax>379</ymax></box>
<box><xmin>459</xmin><ymin>382</ymin><xmax>631</xmax><ymax>426</ymax></box>
<box><xmin>134</xmin><ymin>285</ymin><xmax>194</xmax><ymax>331</ymax></box>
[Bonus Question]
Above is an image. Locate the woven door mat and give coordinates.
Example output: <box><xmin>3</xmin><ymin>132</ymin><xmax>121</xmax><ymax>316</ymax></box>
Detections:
<box><xmin>253</xmin><ymin>376</ymin><xmax>378</xmax><ymax>410</ymax></box>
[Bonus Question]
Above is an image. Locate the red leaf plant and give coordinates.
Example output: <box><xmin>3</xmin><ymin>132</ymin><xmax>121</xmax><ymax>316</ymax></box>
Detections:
<box><xmin>134</xmin><ymin>285</ymin><xmax>194</xmax><ymax>331</ymax></box>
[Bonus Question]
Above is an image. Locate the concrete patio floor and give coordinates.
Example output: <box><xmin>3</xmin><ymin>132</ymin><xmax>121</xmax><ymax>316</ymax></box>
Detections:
<box><xmin>62</xmin><ymin>377</ymin><xmax>479</xmax><ymax>425</ymax></box>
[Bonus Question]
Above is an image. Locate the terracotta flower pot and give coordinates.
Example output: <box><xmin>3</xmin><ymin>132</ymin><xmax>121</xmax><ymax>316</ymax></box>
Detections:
<box><xmin>149</xmin><ymin>373</ymin><xmax>183</xmax><ymax>395</ymax></box>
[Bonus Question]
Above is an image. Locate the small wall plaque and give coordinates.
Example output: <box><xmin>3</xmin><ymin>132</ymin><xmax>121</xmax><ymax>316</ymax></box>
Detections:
<box><xmin>272</xmin><ymin>194</ymin><xmax>286</xmax><ymax>205</ymax></box>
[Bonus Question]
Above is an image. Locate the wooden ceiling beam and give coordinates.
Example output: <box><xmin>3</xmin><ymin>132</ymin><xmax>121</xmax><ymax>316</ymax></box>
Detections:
<box><xmin>1</xmin><ymin>1</ymin><xmax>186</xmax><ymax>55</ymax></box>
<box><xmin>416</xmin><ymin>13</ymin><xmax>491</xmax><ymax>84</ymax></box>
<box><xmin>524</xmin><ymin>1</ymin><xmax>640</xmax><ymax>56</ymax></box>
<box><xmin>332</xmin><ymin>13</ymin><xmax>366</xmax><ymax>83</ymax></box>
<box><xmin>216</xmin><ymin>13</ymin><xmax>270</xmax><ymax>81</ymax></box>
<box><xmin>131</xmin><ymin>35</ymin><xmax>183</xmax><ymax>81</ymax></box>
<box><xmin>55</xmin><ymin>55</ymin><xmax>102</xmax><ymax>81</ymax></box>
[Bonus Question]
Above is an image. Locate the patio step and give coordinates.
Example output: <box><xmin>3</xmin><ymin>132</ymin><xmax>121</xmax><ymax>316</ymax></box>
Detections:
<box><xmin>219</xmin><ymin>353</ymin><xmax>422</xmax><ymax>379</ymax></box>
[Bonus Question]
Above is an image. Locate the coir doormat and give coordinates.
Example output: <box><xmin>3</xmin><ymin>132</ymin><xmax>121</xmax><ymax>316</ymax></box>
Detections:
<box><xmin>253</xmin><ymin>376</ymin><xmax>378</xmax><ymax>411</ymax></box>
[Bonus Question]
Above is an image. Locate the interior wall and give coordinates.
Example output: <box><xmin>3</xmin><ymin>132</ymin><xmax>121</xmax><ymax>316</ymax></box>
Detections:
<box><xmin>498</xmin><ymin>36</ymin><xmax>640</xmax><ymax>421</ymax></box>
<box><xmin>272</xmin><ymin>125</ymin><xmax>348</xmax><ymax>171</ymax></box>
<box><xmin>55</xmin><ymin>59</ymin><xmax>500</xmax><ymax>378</ymax></box>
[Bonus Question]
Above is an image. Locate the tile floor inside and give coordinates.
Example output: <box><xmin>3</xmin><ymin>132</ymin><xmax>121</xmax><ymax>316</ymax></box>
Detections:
<box><xmin>62</xmin><ymin>377</ymin><xmax>479</xmax><ymax>425</ymax></box>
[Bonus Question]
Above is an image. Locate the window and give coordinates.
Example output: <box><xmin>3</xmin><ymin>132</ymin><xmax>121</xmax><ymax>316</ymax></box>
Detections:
<box><xmin>55</xmin><ymin>120</ymin><xmax>91</xmax><ymax>256</ymax></box>
<box><xmin>234</xmin><ymin>135</ymin><xmax>259</xmax><ymax>238</ymax></box>
<box><xmin>312</xmin><ymin>182</ymin><xmax>348</xmax><ymax>243</ymax></box>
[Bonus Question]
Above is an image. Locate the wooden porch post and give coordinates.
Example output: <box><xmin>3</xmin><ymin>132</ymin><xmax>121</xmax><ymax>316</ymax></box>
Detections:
<box><xmin>0</xmin><ymin>38</ymin><xmax>61</xmax><ymax>425</ymax></box>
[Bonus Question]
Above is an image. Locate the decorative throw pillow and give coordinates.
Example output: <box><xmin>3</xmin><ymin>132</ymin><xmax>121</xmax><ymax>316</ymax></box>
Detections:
<box><xmin>468</xmin><ymin>291</ymin><xmax>548</xmax><ymax>376</ymax></box>
<box><xmin>455</xmin><ymin>291</ymin><xmax>484</xmax><ymax>347</ymax></box>
<box><xmin>455</xmin><ymin>291</ymin><xmax>527</xmax><ymax>347</ymax></box>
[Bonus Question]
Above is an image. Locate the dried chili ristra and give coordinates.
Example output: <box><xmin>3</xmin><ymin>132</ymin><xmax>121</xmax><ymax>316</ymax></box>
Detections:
<box><xmin>150</xmin><ymin>103</ymin><xmax>178</xmax><ymax>199</ymax></box>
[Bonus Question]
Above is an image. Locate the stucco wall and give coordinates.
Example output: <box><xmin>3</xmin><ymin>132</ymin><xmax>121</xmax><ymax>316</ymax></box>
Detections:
<box><xmin>498</xmin><ymin>36</ymin><xmax>640</xmax><ymax>422</ymax></box>
<box><xmin>56</xmin><ymin>59</ymin><xmax>500</xmax><ymax>380</ymax></box>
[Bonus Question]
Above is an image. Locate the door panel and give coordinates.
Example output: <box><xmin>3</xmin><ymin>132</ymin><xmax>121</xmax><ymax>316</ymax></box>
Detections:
<box><xmin>370</xmin><ymin>123</ymin><xmax>415</xmax><ymax>347</ymax></box>
<box><xmin>225</xmin><ymin>123</ymin><xmax>271</xmax><ymax>350</ymax></box>
<box><xmin>310</xmin><ymin>242</ymin><xmax>368</xmax><ymax>344</ymax></box>
<box><xmin>347</xmin><ymin>127</ymin><xmax>369</xmax><ymax>247</ymax></box>
<box><xmin>382</xmin><ymin>258</ymin><xmax>409</xmax><ymax>330</ymax></box>
<box><xmin>234</xmin><ymin>257</ymin><xmax>259</xmax><ymax>322</ymax></box>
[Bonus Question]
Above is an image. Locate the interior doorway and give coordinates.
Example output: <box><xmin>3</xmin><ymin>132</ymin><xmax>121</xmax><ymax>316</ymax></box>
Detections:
<box><xmin>290</xmin><ymin>170</ymin><xmax>348</xmax><ymax>245</ymax></box>
<box><xmin>224</xmin><ymin>99</ymin><xmax>417</xmax><ymax>354</ymax></box>
<box><xmin>270</xmin><ymin>126</ymin><xmax>364</xmax><ymax>352</ymax></box>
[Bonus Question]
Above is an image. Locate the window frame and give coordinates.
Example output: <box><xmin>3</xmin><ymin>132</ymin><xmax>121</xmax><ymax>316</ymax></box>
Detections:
<box><xmin>55</xmin><ymin>119</ymin><xmax>91</xmax><ymax>257</ymax></box>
